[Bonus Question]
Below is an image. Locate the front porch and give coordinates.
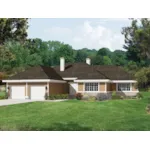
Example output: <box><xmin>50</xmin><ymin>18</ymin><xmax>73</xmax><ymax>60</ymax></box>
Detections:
<box><xmin>68</xmin><ymin>80</ymin><xmax>139</xmax><ymax>97</ymax></box>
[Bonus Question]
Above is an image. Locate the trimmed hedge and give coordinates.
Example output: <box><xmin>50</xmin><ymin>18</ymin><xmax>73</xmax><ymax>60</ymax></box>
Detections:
<box><xmin>48</xmin><ymin>94</ymin><xmax>68</xmax><ymax>100</ymax></box>
<box><xmin>0</xmin><ymin>91</ymin><xmax>8</xmax><ymax>100</ymax></box>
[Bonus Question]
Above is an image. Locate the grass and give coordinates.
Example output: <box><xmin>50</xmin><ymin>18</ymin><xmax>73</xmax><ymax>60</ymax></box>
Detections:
<box><xmin>0</xmin><ymin>92</ymin><xmax>150</xmax><ymax>131</ymax></box>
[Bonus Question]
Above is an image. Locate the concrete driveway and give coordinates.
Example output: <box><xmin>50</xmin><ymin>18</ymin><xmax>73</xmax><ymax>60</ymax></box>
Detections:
<box><xmin>0</xmin><ymin>99</ymin><xmax>38</xmax><ymax>106</ymax></box>
<box><xmin>0</xmin><ymin>99</ymin><xmax>68</xmax><ymax>106</ymax></box>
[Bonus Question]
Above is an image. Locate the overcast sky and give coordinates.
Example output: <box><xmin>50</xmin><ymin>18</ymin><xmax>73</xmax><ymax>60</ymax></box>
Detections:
<box><xmin>27</xmin><ymin>18</ymin><xmax>131</xmax><ymax>51</ymax></box>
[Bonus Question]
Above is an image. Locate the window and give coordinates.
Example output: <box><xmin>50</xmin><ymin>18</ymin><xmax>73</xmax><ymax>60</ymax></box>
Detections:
<box><xmin>85</xmin><ymin>83</ymin><xmax>98</xmax><ymax>91</ymax></box>
<box><xmin>117</xmin><ymin>83</ymin><xmax>131</xmax><ymax>91</ymax></box>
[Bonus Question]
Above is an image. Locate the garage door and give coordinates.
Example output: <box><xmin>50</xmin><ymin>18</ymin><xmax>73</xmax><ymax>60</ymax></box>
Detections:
<box><xmin>30</xmin><ymin>86</ymin><xmax>46</xmax><ymax>100</ymax></box>
<box><xmin>11</xmin><ymin>86</ymin><xmax>25</xmax><ymax>99</ymax></box>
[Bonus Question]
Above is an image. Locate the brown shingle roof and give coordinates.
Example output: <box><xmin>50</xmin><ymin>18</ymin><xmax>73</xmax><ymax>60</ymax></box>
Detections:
<box><xmin>54</xmin><ymin>63</ymin><xmax>107</xmax><ymax>79</ymax></box>
<box><xmin>54</xmin><ymin>63</ymin><xmax>134</xmax><ymax>80</ymax></box>
<box><xmin>94</xmin><ymin>65</ymin><xmax>134</xmax><ymax>80</ymax></box>
<box><xmin>8</xmin><ymin>63</ymin><xmax>134</xmax><ymax>81</ymax></box>
<box><xmin>9</xmin><ymin>66</ymin><xmax>63</xmax><ymax>80</ymax></box>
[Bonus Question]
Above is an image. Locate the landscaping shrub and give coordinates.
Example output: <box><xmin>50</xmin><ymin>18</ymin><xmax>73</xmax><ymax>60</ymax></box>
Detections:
<box><xmin>49</xmin><ymin>95</ymin><xmax>54</xmax><ymax>100</ymax></box>
<box><xmin>120</xmin><ymin>96</ymin><xmax>125</xmax><ymax>100</ymax></box>
<box><xmin>0</xmin><ymin>86</ymin><xmax>6</xmax><ymax>92</ymax></box>
<box><xmin>146</xmin><ymin>104</ymin><xmax>150</xmax><ymax>113</ymax></box>
<box><xmin>82</xmin><ymin>94</ymin><xmax>90</xmax><ymax>100</ymax></box>
<box><xmin>88</xmin><ymin>96</ymin><xmax>96</xmax><ymax>102</ymax></box>
<box><xmin>55</xmin><ymin>94</ymin><xmax>60</xmax><ymax>99</ymax></box>
<box><xmin>45</xmin><ymin>93</ymin><xmax>48</xmax><ymax>100</ymax></box>
<box><xmin>0</xmin><ymin>91</ymin><xmax>7</xmax><ymax>100</ymax></box>
<box><xmin>62</xmin><ymin>94</ymin><xmax>68</xmax><ymax>99</ymax></box>
<box><xmin>48</xmin><ymin>94</ymin><xmax>68</xmax><ymax>100</ymax></box>
<box><xmin>82</xmin><ymin>94</ymin><xmax>96</xmax><ymax>101</ymax></box>
<box><xmin>111</xmin><ymin>92</ymin><xmax>121</xmax><ymax>99</ymax></box>
<box><xmin>137</xmin><ymin>92</ymin><xmax>143</xmax><ymax>99</ymax></box>
<box><xmin>147</xmin><ymin>87</ymin><xmax>150</xmax><ymax>92</ymax></box>
<box><xmin>75</xmin><ymin>93</ymin><xmax>83</xmax><ymax>100</ymax></box>
<box><xmin>96</xmin><ymin>93</ymin><xmax>111</xmax><ymax>101</ymax></box>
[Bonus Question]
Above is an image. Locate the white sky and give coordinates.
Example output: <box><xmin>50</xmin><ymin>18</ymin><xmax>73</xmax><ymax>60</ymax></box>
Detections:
<box><xmin>28</xmin><ymin>18</ymin><xmax>131</xmax><ymax>51</ymax></box>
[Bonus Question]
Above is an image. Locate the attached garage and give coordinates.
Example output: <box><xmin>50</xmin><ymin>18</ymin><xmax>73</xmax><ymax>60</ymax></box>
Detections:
<box><xmin>11</xmin><ymin>86</ymin><xmax>25</xmax><ymax>99</ymax></box>
<box><xmin>30</xmin><ymin>86</ymin><xmax>46</xmax><ymax>100</ymax></box>
<box><xmin>2</xmin><ymin>66</ymin><xmax>67</xmax><ymax>100</ymax></box>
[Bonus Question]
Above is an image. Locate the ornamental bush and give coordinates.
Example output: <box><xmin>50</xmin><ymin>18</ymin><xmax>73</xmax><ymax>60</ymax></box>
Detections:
<box><xmin>75</xmin><ymin>93</ymin><xmax>83</xmax><ymax>100</ymax></box>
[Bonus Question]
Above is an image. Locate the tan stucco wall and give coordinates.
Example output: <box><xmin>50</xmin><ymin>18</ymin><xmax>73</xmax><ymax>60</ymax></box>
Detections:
<box><xmin>78</xmin><ymin>83</ymin><xmax>83</xmax><ymax>91</ymax></box>
<box><xmin>49</xmin><ymin>83</ymin><xmax>69</xmax><ymax>94</ymax></box>
<box><xmin>99</xmin><ymin>83</ymin><xmax>105</xmax><ymax>91</ymax></box>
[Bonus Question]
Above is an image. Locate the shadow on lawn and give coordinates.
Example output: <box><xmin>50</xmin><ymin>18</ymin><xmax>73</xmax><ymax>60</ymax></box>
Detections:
<box><xmin>17</xmin><ymin>122</ymin><xmax>92</xmax><ymax>131</ymax></box>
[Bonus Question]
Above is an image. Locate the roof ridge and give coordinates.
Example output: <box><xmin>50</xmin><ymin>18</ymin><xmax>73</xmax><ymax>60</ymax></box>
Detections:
<box><xmin>40</xmin><ymin>66</ymin><xmax>51</xmax><ymax>79</ymax></box>
<box><xmin>41</xmin><ymin>66</ymin><xmax>63</xmax><ymax>80</ymax></box>
<box><xmin>90</xmin><ymin>65</ymin><xmax>109</xmax><ymax>79</ymax></box>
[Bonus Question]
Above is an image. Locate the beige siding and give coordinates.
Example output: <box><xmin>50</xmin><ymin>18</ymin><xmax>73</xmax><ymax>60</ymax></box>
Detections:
<box><xmin>132</xmin><ymin>83</ymin><xmax>138</xmax><ymax>91</ymax></box>
<box><xmin>78</xmin><ymin>83</ymin><xmax>83</xmax><ymax>91</ymax></box>
<box><xmin>49</xmin><ymin>83</ymin><xmax>69</xmax><ymax>94</ymax></box>
<box><xmin>99</xmin><ymin>83</ymin><xmax>105</xmax><ymax>91</ymax></box>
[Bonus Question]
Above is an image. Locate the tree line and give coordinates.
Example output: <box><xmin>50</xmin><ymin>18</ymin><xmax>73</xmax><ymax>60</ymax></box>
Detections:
<box><xmin>0</xmin><ymin>18</ymin><xmax>150</xmax><ymax>89</ymax></box>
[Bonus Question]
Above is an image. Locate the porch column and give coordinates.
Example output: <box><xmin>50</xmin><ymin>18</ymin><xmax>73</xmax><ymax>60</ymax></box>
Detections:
<box><xmin>105</xmin><ymin>82</ymin><xmax>107</xmax><ymax>92</ymax></box>
<box><xmin>6</xmin><ymin>82</ymin><xmax>9</xmax><ymax>99</ymax></box>
<box><xmin>25</xmin><ymin>82</ymin><xmax>28</xmax><ymax>99</ymax></box>
<box><xmin>130</xmin><ymin>83</ymin><xmax>132</xmax><ymax>91</ymax></box>
<box><xmin>6</xmin><ymin>82</ymin><xmax>8</xmax><ymax>92</ymax></box>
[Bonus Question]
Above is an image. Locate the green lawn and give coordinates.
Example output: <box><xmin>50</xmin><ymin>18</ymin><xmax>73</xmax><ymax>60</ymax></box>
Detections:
<box><xmin>0</xmin><ymin>92</ymin><xmax>150</xmax><ymax>131</ymax></box>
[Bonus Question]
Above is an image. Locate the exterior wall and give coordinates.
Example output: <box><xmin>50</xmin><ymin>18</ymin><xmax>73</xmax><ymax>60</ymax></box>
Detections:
<box><xmin>8</xmin><ymin>83</ymin><xmax>26</xmax><ymax>86</ymax></box>
<box><xmin>73</xmin><ymin>82</ymin><xmax>107</xmax><ymax>97</ymax></box>
<box><xmin>107</xmin><ymin>83</ymin><xmax>111</xmax><ymax>91</ymax></box>
<box><xmin>49</xmin><ymin>83</ymin><xmax>69</xmax><ymax>95</ymax></box>
<box><xmin>110</xmin><ymin>83</ymin><xmax>116</xmax><ymax>91</ymax></box>
<box><xmin>69</xmin><ymin>82</ymin><xmax>78</xmax><ymax>95</ymax></box>
<box><xmin>8</xmin><ymin>82</ymin><xmax>69</xmax><ymax>99</ymax></box>
<box><xmin>7</xmin><ymin>81</ymin><xmax>139</xmax><ymax>99</ymax></box>
<box><xmin>99</xmin><ymin>83</ymin><xmax>105</xmax><ymax>91</ymax></box>
<box><xmin>78</xmin><ymin>83</ymin><xmax>83</xmax><ymax>91</ymax></box>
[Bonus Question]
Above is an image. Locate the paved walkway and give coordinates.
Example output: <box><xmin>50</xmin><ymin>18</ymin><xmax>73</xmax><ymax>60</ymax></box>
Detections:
<box><xmin>0</xmin><ymin>99</ymin><xmax>68</xmax><ymax>106</ymax></box>
<box><xmin>0</xmin><ymin>99</ymin><xmax>37</xmax><ymax>106</ymax></box>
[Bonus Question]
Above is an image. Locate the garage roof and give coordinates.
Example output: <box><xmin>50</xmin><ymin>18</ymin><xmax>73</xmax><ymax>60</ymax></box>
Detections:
<box><xmin>8</xmin><ymin>66</ymin><xmax>63</xmax><ymax>80</ymax></box>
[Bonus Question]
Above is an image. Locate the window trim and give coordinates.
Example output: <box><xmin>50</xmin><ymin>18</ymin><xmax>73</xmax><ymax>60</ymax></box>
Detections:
<box><xmin>116</xmin><ymin>83</ymin><xmax>132</xmax><ymax>92</ymax></box>
<box><xmin>83</xmin><ymin>82</ymin><xmax>99</xmax><ymax>92</ymax></box>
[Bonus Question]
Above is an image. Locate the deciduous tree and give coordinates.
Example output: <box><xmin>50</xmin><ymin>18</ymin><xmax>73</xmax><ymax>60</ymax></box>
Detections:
<box><xmin>0</xmin><ymin>18</ymin><xmax>28</xmax><ymax>44</ymax></box>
